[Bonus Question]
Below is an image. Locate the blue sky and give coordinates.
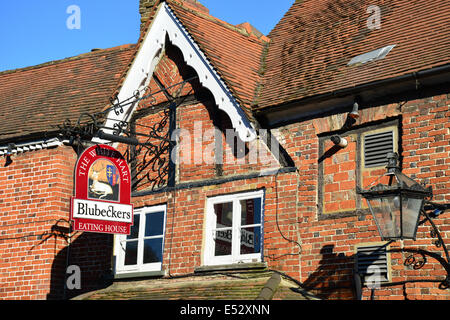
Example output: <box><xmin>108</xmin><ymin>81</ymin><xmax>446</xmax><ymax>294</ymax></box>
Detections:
<box><xmin>0</xmin><ymin>0</ymin><xmax>293</xmax><ymax>72</ymax></box>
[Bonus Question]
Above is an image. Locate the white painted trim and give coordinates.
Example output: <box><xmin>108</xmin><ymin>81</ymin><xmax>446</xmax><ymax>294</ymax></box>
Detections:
<box><xmin>95</xmin><ymin>2</ymin><xmax>256</xmax><ymax>146</ymax></box>
<box><xmin>0</xmin><ymin>137</ymin><xmax>62</xmax><ymax>156</ymax></box>
<box><xmin>114</xmin><ymin>204</ymin><xmax>167</xmax><ymax>275</ymax></box>
<box><xmin>203</xmin><ymin>190</ymin><xmax>264</xmax><ymax>266</ymax></box>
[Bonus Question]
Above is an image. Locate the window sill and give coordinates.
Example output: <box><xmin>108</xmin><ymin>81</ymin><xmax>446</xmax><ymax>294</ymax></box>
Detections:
<box><xmin>113</xmin><ymin>269</ymin><xmax>166</xmax><ymax>280</ymax></box>
<box><xmin>194</xmin><ymin>262</ymin><xmax>267</xmax><ymax>273</ymax></box>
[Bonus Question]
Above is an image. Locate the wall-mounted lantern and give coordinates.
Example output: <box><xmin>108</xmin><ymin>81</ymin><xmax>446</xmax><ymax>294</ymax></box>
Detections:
<box><xmin>357</xmin><ymin>152</ymin><xmax>433</xmax><ymax>240</ymax></box>
<box><xmin>356</xmin><ymin>152</ymin><xmax>450</xmax><ymax>293</ymax></box>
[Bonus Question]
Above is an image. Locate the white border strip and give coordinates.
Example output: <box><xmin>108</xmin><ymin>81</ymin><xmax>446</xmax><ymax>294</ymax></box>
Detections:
<box><xmin>0</xmin><ymin>137</ymin><xmax>62</xmax><ymax>156</ymax></box>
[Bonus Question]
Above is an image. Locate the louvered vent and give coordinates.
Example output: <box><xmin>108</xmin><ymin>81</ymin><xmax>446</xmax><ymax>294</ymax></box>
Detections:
<box><xmin>364</xmin><ymin>130</ymin><xmax>394</xmax><ymax>167</ymax></box>
<box><xmin>356</xmin><ymin>245</ymin><xmax>389</xmax><ymax>284</ymax></box>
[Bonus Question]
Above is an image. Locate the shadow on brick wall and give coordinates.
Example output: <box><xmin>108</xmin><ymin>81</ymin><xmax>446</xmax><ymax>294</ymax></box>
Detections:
<box><xmin>46</xmin><ymin>231</ymin><xmax>114</xmax><ymax>300</ymax></box>
<box><xmin>300</xmin><ymin>242</ymin><xmax>450</xmax><ymax>300</ymax></box>
<box><xmin>301</xmin><ymin>245</ymin><xmax>357</xmax><ymax>299</ymax></box>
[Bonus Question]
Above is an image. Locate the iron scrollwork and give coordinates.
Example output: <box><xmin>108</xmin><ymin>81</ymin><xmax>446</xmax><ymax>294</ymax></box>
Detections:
<box><xmin>57</xmin><ymin>76</ymin><xmax>196</xmax><ymax>192</ymax></box>
<box><xmin>57</xmin><ymin>112</ymin><xmax>101</xmax><ymax>148</ymax></box>
<box><xmin>123</xmin><ymin>103</ymin><xmax>176</xmax><ymax>192</ymax></box>
<box><xmin>123</xmin><ymin>77</ymin><xmax>192</xmax><ymax>193</ymax></box>
<box><xmin>404</xmin><ymin>251</ymin><xmax>427</xmax><ymax>270</ymax></box>
<box><xmin>113</xmin><ymin>121</ymin><xmax>129</xmax><ymax>136</ymax></box>
<box><xmin>378</xmin><ymin>202</ymin><xmax>450</xmax><ymax>291</ymax></box>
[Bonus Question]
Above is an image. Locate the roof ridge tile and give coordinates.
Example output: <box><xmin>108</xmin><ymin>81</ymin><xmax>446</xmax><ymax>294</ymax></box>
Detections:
<box><xmin>167</xmin><ymin>1</ymin><xmax>270</xmax><ymax>44</ymax></box>
<box><xmin>0</xmin><ymin>44</ymin><xmax>136</xmax><ymax>76</ymax></box>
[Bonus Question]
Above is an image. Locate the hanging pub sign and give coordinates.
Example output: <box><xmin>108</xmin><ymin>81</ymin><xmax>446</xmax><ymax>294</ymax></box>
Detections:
<box><xmin>70</xmin><ymin>144</ymin><xmax>133</xmax><ymax>235</ymax></box>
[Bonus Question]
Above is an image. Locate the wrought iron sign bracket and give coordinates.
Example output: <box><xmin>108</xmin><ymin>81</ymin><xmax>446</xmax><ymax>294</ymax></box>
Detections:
<box><xmin>376</xmin><ymin>202</ymin><xmax>450</xmax><ymax>291</ymax></box>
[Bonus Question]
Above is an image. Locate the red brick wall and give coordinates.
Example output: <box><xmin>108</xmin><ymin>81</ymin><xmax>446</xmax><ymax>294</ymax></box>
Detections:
<box><xmin>276</xmin><ymin>93</ymin><xmax>450</xmax><ymax>300</ymax></box>
<box><xmin>0</xmin><ymin>145</ymin><xmax>117</xmax><ymax>300</ymax></box>
<box><xmin>125</xmin><ymin>47</ymin><xmax>301</xmax><ymax>279</ymax></box>
<box><xmin>321</xmin><ymin>135</ymin><xmax>357</xmax><ymax>214</ymax></box>
<box><xmin>132</xmin><ymin>171</ymin><xmax>302</xmax><ymax>278</ymax></box>
<box><xmin>120</xmin><ymin>45</ymin><xmax>449</xmax><ymax>300</ymax></box>
<box><xmin>130</xmin><ymin>46</ymin><xmax>280</xmax><ymax>189</ymax></box>
<box><xmin>127</xmin><ymin>48</ymin><xmax>299</xmax><ymax>277</ymax></box>
<box><xmin>1</xmin><ymin>42</ymin><xmax>447</xmax><ymax>301</ymax></box>
<box><xmin>0</xmin><ymin>146</ymin><xmax>76</xmax><ymax>299</ymax></box>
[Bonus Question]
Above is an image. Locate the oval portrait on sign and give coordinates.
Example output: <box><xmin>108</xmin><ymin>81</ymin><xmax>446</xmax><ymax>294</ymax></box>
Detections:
<box><xmin>88</xmin><ymin>159</ymin><xmax>120</xmax><ymax>201</ymax></box>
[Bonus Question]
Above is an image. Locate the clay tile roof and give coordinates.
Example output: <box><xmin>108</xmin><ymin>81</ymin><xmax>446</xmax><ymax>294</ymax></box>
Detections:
<box><xmin>256</xmin><ymin>0</ymin><xmax>450</xmax><ymax>110</ymax></box>
<box><xmin>0</xmin><ymin>44</ymin><xmax>136</xmax><ymax>142</ymax></box>
<box><xmin>0</xmin><ymin>0</ymin><xmax>267</xmax><ymax>144</ymax></box>
<box><xmin>73</xmin><ymin>271</ymin><xmax>319</xmax><ymax>300</ymax></box>
<box><xmin>167</xmin><ymin>0</ymin><xmax>268</xmax><ymax>119</ymax></box>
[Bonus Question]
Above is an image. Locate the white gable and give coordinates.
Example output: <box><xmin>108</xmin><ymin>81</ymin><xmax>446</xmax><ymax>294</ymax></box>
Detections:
<box><xmin>97</xmin><ymin>2</ymin><xmax>256</xmax><ymax>144</ymax></box>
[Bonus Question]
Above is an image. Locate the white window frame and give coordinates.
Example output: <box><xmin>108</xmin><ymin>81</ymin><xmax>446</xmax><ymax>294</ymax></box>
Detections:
<box><xmin>204</xmin><ymin>190</ymin><xmax>264</xmax><ymax>266</ymax></box>
<box><xmin>114</xmin><ymin>204</ymin><xmax>167</xmax><ymax>275</ymax></box>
